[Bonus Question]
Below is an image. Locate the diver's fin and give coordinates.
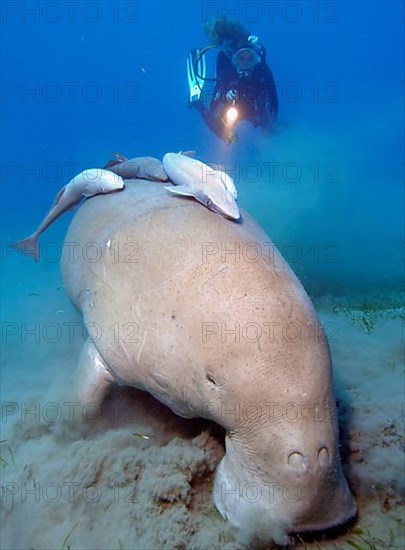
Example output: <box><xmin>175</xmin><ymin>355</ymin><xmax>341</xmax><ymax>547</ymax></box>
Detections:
<box><xmin>187</xmin><ymin>49</ymin><xmax>206</xmax><ymax>103</ymax></box>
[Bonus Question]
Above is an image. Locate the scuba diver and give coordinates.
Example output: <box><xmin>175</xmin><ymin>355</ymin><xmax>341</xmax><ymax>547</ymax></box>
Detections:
<box><xmin>187</xmin><ymin>19</ymin><xmax>279</xmax><ymax>144</ymax></box>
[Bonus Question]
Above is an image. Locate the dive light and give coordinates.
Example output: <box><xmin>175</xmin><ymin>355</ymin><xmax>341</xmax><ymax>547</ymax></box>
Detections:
<box><xmin>225</xmin><ymin>105</ymin><xmax>239</xmax><ymax>124</ymax></box>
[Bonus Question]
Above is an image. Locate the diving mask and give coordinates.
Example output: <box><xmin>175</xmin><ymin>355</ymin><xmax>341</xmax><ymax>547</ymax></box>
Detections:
<box><xmin>232</xmin><ymin>48</ymin><xmax>259</xmax><ymax>72</ymax></box>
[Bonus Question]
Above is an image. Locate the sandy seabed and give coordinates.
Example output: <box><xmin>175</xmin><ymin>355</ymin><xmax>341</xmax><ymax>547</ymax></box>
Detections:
<box><xmin>0</xmin><ymin>257</ymin><xmax>404</xmax><ymax>550</ymax></box>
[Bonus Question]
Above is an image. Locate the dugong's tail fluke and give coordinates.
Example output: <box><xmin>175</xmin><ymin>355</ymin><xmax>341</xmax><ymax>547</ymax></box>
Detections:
<box><xmin>12</xmin><ymin>235</ymin><xmax>40</xmax><ymax>262</ymax></box>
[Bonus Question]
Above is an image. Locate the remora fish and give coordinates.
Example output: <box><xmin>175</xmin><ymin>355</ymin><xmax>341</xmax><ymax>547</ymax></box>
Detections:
<box><xmin>13</xmin><ymin>168</ymin><xmax>124</xmax><ymax>262</ymax></box>
<box><xmin>104</xmin><ymin>153</ymin><xmax>169</xmax><ymax>182</ymax></box>
<box><xmin>162</xmin><ymin>152</ymin><xmax>240</xmax><ymax>220</ymax></box>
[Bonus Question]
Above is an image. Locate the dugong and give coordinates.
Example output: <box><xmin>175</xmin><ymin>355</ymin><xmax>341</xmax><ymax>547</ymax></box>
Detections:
<box><xmin>61</xmin><ymin>179</ymin><xmax>356</xmax><ymax>545</ymax></box>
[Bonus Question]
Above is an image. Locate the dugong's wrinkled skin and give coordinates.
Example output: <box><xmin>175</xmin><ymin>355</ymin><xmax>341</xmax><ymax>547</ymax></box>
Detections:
<box><xmin>61</xmin><ymin>180</ymin><xmax>356</xmax><ymax>545</ymax></box>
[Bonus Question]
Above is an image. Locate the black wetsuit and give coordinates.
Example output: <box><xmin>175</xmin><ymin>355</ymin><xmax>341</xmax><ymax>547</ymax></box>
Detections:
<box><xmin>211</xmin><ymin>50</ymin><xmax>278</xmax><ymax>125</ymax></box>
<box><xmin>193</xmin><ymin>47</ymin><xmax>278</xmax><ymax>142</ymax></box>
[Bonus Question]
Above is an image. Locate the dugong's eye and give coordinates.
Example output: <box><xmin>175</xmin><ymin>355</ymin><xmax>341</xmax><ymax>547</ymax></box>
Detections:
<box><xmin>206</xmin><ymin>372</ymin><xmax>217</xmax><ymax>385</ymax></box>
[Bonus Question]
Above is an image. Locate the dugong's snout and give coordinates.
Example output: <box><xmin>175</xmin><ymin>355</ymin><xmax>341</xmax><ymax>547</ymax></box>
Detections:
<box><xmin>291</xmin><ymin>458</ymin><xmax>357</xmax><ymax>534</ymax></box>
<box><xmin>213</xmin><ymin>433</ymin><xmax>357</xmax><ymax>546</ymax></box>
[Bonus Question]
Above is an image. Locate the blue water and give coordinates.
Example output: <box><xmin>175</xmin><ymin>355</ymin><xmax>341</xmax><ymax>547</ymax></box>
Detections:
<box><xmin>1</xmin><ymin>0</ymin><xmax>403</xmax><ymax>298</ymax></box>
<box><xmin>0</xmin><ymin>3</ymin><xmax>404</xmax><ymax>549</ymax></box>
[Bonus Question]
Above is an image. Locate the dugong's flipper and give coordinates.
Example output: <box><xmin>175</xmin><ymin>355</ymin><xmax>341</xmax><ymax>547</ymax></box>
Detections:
<box><xmin>76</xmin><ymin>341</ymin><xmax>114</xmax><ymax>406</ymax></box>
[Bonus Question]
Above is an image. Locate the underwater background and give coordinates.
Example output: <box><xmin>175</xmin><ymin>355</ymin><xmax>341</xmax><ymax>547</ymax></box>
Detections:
<box><xmin>1</xmin><ymin>1</ymin><xmax>404</xmax><ymax>549</ymax></box>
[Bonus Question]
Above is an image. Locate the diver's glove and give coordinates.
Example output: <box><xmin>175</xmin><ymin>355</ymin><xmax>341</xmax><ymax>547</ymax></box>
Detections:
<box><xmin>226</xmin><ymin>90</ymin><xmax>238</xmax><ymax>103</ymax></box>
